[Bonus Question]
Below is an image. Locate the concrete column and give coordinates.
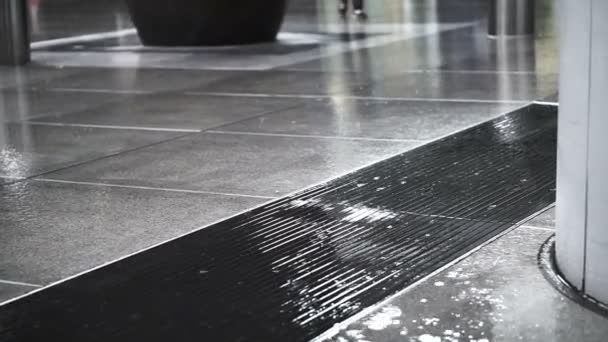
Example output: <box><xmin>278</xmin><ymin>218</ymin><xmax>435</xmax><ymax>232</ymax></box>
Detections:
<box><xmin>556</xmin><ymin>0</ymin><xmax>608</xmax><ymax>304</ymax></box>
<box><xmin>0</xmin><ymin>0</ymin><xmax>30</xmax><ymax>65</ymax></box>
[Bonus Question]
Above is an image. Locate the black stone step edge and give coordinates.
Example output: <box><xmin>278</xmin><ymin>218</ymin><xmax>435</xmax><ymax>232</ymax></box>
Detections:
<box><xmin>313</xmin><ymin>203</ymin><xmax>555</xmax><ymax>342</ymax></box>
<box><xmin>0</xmin><ymin>102</ymin><xmax>531</xmax><ymax>309</ymax></box>
<box><xmin>538</xmin><ymin>235</ymin><xmax>608</xmax><ymax>318</ymax></box>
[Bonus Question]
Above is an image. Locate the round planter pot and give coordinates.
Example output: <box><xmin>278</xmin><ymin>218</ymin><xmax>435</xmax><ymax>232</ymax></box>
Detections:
<box><xmin>125</xmin><ymin>0</ymin><xmax>288</xmax><ymax>46</ymax></box>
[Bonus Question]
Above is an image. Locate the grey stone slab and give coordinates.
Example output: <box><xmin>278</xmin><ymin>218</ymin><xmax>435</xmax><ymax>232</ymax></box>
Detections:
<box><xmin>34</xmin><ymin>94</ymin><xmax>302</xmax><ymax>130</ymax></box>
<box><xmin>0</xmin><ymin>283</ymin><xmax>35</xmax><ymax>304</ymax></box>
<box><xmin>283</xmin><ymin>24</ymin><xmax>558</xmax><ymax>75</ymax></box>
<box><xmin>0</xmin><ymin>180</ymin><xmax>266</xmax><ymax>285</ymax></box>
<box><xmin>44</xmin><ymin>132</ymin><xmax>417</xmax><ymax>197</ymax></box>
<box><xmin>525</xmin><ymin>207</ymin><xmax>556</xmax><ymax>229</ymax></box>
<box><xmin>0</xmin><ymin>66</ymin><xmax>85</xmax><ymax>90</ymax></box>
<box><xmin>218</xmin><ymin>99</ymin><xmax>523</xmax><ymax>140</ymax></box>
<box><xmin>0</xmin><ymin>123</ymin><xmax>182</xmax><ymax>179</ymax></box>
<box><xmin>0</xmin><ymin>89</ymin><xmax>129</xmax><ymax>122</ymax></box>
<box><xmin>39</xmin><ymin>68</ymin><xmax>239</xmax><ymax>93</ymax></box>
<box><xmin>189</xmin><ymin>70</ymin><xmax>372</xmax><ymax>96</ymax></box>
<box><xmin>352</xmin><ymin>72</ymin><xmax>559</xmax><ymax>101</ymax></box>
<box><xmin>326</xmin><ymin>227</ymin><xmax>608</xmax><ymax>342</ymax></box>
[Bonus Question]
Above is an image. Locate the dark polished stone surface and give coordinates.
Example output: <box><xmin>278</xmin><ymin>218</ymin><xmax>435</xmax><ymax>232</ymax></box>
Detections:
<box><xmin>0</xmin><ymin>123</ymin><xmax>183</xmax><ymax>179</ymax></box>
<box><xmin>0</xmin><ymin>105</ymin><xmax>556</xmax><ymax>341</ymax></box>
<box><xmin>326</xmin><ymin>227</ymin><xmax>608</xmax><ymax>342</ymax></box>
<box><xmin>43</xmin><ymin>132</ymin><xmax>417</xmax><ymax>197</ymax></box>
<box><xmin>34</xmin><ymin>94</ymin><xmax>301</xmax><ymax>130</ymax></box>
<box><xmin>217</xmin><ymin>99</ymin><xmax>523</xmax><ymax>140</ymax></box>
<box><xmin>0</xmin><ymin>180</ymin><xmax>266</xmax><ymax>285</ymax></box>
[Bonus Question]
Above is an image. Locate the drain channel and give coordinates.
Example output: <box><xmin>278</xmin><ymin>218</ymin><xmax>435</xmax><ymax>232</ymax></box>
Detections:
<box><xmin>0</xmin><ymin>104</ymin><xmax>557</xmax><ymax>341</ymax></box>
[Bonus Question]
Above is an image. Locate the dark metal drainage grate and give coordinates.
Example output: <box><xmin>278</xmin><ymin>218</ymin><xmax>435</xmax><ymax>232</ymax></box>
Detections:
<box><xmin>0</xmin><ymin>104</ymin><xmax>557</xmax><ymax>342</ymax></box>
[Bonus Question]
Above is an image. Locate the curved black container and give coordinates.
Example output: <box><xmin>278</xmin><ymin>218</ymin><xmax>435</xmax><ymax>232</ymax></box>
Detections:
<box><xmin>125</xmin><ymin>0</ymin><xmax>288</xmax><ymax>46</ymax></box>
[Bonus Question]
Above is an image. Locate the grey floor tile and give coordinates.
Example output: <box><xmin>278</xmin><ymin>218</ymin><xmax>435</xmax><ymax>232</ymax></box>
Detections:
<box><xmin>352</xmin><ymin>72</ymin><xmax>558</xmax><ymax>101</ymax></box>
<box><xmin>189</xmin><ymin>70</ymin><xmax>371</xmax><ymax>96</ymax></box>
<box><xmin>0</xmin><ymin>180</ymin><xmax>266</xmax><ymax>284</ymax></box>
<box><xmin>0</xmin><ymin>123</ymin><xmax>182</xmax><ymax>179</ymax></box>
<box><xmin>327</xmin><ymin>227</ymin><xmax>608</xmax><ymax>342</ymax></box>
<box><xmin>43</xmin><ymin>133</ymin><xmax>417</xmax><ymax>197</ymax></box>
<box><xmin>0</xmin><ymin>89</ymin><xmax>129</xmax><ymax>122</ymax></box>
<box><xmin>0</xmin><ymin>66</ymin><xmax>85</xmax><ymax>90</ymax></box>
<box><xmin>525</xmin><ymin>207</ymin><xmax>556</xmax><ymax>229</ymax></box>
<box><xmin>218</xmin><ymin>99</ymin><xmax>522</xmax><ymax>140</ymax></box>
<box><xmin>34</xmin><ymin>94</ymin><xmax>301</xmax><ymax>130</ymax></box>
<box><xmin>0</xmin><ymin>283</ymin><xmax>36</xmax><ymax>303</ymax></box>
<box><xmin>284</xmin><ymin>26</ymin><xmax>538</xmax><ymax>73</ymax></box>
<box><xmin>283</xmin><ymin>23</ymin><xmax>558</xmax><ymax>76</ymax></box>
<box><xmin>39</xmin><ymin>68</ymin><xmax>239</xmax><ymax>93</ymax></box>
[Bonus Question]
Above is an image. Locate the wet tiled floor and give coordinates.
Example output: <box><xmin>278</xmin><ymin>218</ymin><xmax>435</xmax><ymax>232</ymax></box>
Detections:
<box><xmin>1</xmin><ymin>1</ymin><xmax>597</xmax><ymax>341</ymax></box>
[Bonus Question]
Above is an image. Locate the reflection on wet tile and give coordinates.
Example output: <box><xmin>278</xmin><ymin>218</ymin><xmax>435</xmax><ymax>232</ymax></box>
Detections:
<box><xmin>218</xmin><ymin>99</ymin><xmax>522</xmax><ymax>140</ymax></box>
<box><xmin>34</xmin><ymin>94</ymin><xmax>301</xmax><ymax>130</ymax></box>
<box><xmin>189</xmin><ymin>70</ymin><xmax>372</xmax><ymax>96</ymax></box>
<box><xmin>0</xmin><ymin>123</ymin><xmax>182</xmax><ymax>179</ymax></box>
<box><xmin>0</xmin><ymin>89</ymin><xmax>128</xmax><ymax>122</ymax></box>
<box><xmin>0</xmin><ymin>283</ymin><xmax>35</xmax><ymax>303</ymax></box>
<box><xmin>283</xmin><ymin>23</ymin><xmax>558</xmax><ymax>76</ymax></box>
<box><xmin>327</xmin><ymin>227</ymin><xmax>608</xmax><ymax>342</ymax></box>
<box><xmin>43</xmin><ymin>133</ymin><xmax>417</xmax><ymax>197</ymax></box>
<box><xmin>39</xmin><ymin>68</ymin><xmax>238</xmax><ymax>93</ymax></box>
<box><xmin>525</xmin><ymin>207</ymin><xmax>555</xmax><ymax>229</ymax></box>
<box><xmin>0</xmin><ymin>181</ymin><xmax>266</xmax><ymax>284</ymax></box>
<box><xmin>353</xmin><ymin>72</ymin><xmax>558</xmax><ymax>101</ymax></box>
<box><xmin>0</xmin><ymin>66</ymin><xmax>84</xmax><ymax>90</ymax></box>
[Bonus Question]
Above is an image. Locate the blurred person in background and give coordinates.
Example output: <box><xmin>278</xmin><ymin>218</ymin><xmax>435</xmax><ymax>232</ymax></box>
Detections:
<box><xmin>338</xmin><ymin>0</ymin><xmax>367</xmax><ymax>20</ymax></box>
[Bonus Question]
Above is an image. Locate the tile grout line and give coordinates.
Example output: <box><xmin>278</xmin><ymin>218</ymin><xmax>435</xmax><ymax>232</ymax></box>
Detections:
<box><xmin>33</xmin><ymin>178</ymin><xmax>277</xmax><ymax>200</ymax></box>
<box><xmin>45</xmin><ymin>87</ymin><xmax>155</xmax><ymax>95</ymax></box>
<box><xmin>24</xmin><ymin>121</ymin><xmax>202</xmax><ymax>133</ymax></box>
<box><xmin>39</xmin><ymin>88</ymin><xmax>529</xmax><ymax>105</ymax></box>
<box><xmin>206</xmin><ymin>130</ymin><xmax>427</xmax><ymax>143</ymax></box>
<box><xmin>0</xmin><ymin>102</ymin><xmax>534</xmax><ymax>309</ymax></box>
<box><xmin>199</xmin><ymin>103</ymin><xmax>306</xmax><ymax>133</ymax></box>
<box><xmin>4</xmin><ymin>132</ymin><xmax>198</xmax><ymax>186</ymax></box>
<box><xmin>185</xmin><ymin>92</ymin><xmax>531</xmax><ymax>104</ymax></box>
<box><xmin>0</xmin><ymin>279</ymin><xmax>43</xmax><ymax>288</ymax></box>
<box><xmin>279</xmin><ymin>68</ymin><xmax>558</xmax><ymax>76</ymax></box>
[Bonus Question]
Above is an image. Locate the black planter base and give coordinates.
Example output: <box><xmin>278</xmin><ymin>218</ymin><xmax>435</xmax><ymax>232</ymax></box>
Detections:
<box><xmin>125</xmin><ymin>0</ymin><xmax>288</xmax><ymax>46</ymax></box>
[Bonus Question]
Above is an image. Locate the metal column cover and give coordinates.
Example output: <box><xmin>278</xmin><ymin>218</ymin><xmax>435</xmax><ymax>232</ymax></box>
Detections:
<box><xmin>0</xmin><ymin>0</ymin><xmax>30</xmax><ymax>65</ymax></box>
<box><xmin>557</xmin><ymin>0</ymin><xmax>608</xmax><ymax>305</ymax></box>
<box><xmin>489</xmin><ymin>0</ymin><xmax>535</xmax><ymax>36</ymax></box>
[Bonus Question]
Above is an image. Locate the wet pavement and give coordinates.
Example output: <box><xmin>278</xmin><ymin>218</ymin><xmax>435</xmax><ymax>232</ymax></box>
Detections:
<box><xmin>324</xmin><ymin>207</ymin><xmax>608</xmax><ymax>342</ymax></box>
<box><xmin>0</xmin><ymin>1</ymin><xmax>592</xmax><ymax>341</ymax></box>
